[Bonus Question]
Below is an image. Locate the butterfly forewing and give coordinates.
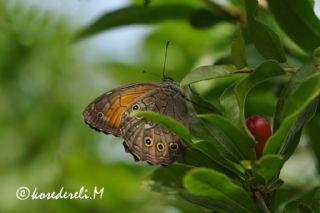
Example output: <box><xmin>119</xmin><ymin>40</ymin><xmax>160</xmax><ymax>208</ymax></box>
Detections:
<box><xmin>82</xmin><ymin>83</ymin><xmax>159</xmax><ymax>136</ymax></box>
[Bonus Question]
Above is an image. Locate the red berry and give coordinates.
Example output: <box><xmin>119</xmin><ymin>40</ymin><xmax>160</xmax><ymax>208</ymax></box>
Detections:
<box><xmin>246</xmin><ymin>115</ymin><xmax>272</xmax><ymax>143</ymax></box>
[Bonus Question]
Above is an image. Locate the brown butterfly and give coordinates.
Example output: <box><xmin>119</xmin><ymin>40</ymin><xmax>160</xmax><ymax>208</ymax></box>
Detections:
<box><xmin>82</xmin><ymin>76</ymin><xmax>188</xmax><ymax>165</ymax></box>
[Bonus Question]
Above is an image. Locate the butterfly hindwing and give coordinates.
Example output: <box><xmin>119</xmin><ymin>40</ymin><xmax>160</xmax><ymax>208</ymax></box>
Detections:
<box><xmin>120</xmin><ymin>84</ymin><xmax>188</xmax><ymax>165</ymax></box>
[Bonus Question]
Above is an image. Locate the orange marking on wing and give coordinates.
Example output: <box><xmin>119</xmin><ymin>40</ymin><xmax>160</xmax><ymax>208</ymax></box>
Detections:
<box><xmin>110</xmin><ymin>107</ymin><xmax>121</xmax><ymax>128</ymax></box>
<box><xmin>105</xmin><ymin>96</ymin><xmax>120</xmax><ymax>119</ymax></box>
<box><xmin>103</xmin><ymin>85</ymin><xmax>157</xmax><ymax>130</ymax></box>
<box><xmin>120</xmin><ymin>93</ymin><xmax>142</xmax><ymax>106</ymax></box>
<box><xmin>114</xmin><ymin>106</ymin><xmax>126</xmax><ymax>128</ymax></box>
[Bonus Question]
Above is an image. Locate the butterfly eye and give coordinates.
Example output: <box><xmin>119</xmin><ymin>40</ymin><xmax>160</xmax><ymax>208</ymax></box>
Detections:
<box><xmin>144</xmin><ymin>137</ymin><xmax>153</xmax><ymax>147</ymax></box>
<box><xmin>169</xmin><ymin>142</ymin><xmax>178</xmax><ymax>150</ymax></box>
<box><xmin>157</xmin><ymin>142</ymin><xmax>165</xmax><ymax>152</ymax></box>
<box><xmin>132</xmin><ymin>104</ymin><xmax>140</xmax><ymax>111</ymax></box>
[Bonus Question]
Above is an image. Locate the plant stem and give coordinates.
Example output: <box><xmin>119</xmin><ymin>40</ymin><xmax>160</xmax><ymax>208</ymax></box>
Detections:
<box><xmin>254</xmin><ymin>191</ymin><xmax>271</xmax><ymax>213</ymax></box>
<box><xmin>234</xmin><ymin>67</ymin><xmax>297</xmax><ymax>74</ymax></box>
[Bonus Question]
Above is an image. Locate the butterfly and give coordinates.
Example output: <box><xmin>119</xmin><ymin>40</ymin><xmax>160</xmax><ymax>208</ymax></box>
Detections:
<box><xmin>82</xmin><ymin>76</ymin><xmax>189</xmax><ymax>165</ymax></box>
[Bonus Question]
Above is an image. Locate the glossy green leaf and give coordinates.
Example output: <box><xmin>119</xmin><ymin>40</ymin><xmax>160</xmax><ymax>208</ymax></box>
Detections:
<box><xmin>180</xmin><ymin>65</ymin><xmax>240</xmax><ymax>87</ymax></box>
<box><xmin>180</xmin><ymin>191</ymin><xmax>237</xmax><ymax>212</ymax></box>
<box><xmin>189</xmin><ymin>117</ymin><xmax>241</xmax><ymax>175</ymax></box>
<box><xmin>195</xmin><ymin>140</ymin><xmax>244</xmax><ymax>176</ymax></box>
<box><xmin>306</xmin><ymin>114</ymin><xmax>320</xmax><ymax>173</ymax></box>
<box><xmin>245</xmin><ymin>0</ymin><xmax>286</xmax><ymax>62</ymax></box>
<box><xmin>267</xmin><ymin>0</ymin><xmax>320</xmax><ymax>53</ymax></box>
<box><xmin>267</xmin><ymin>49</ymin><xmax>320</xmax><ymax>159</ymax></box>
<box><xmin>178</xmin><ymin>146</ymin><xmax>230</xmax><ymax>172</ymax></box>
<box><xmin>149</xmin><ymin>164</ymin><xmax>236</xmax><ymax>211</ymax></box>
<box><xmin>193</xmin><ymin>119</ymin><xmax>243</xmax><ymax>166</ymax></box>
<box><xmin>231</xmin><ymin>26</ymin><xmax>247</xmax><ymax>69</ymax></box>
<box><xmin>133</xmin><ymin>110</ymin><xmax>192</xmax><ymax>144</ymax></box>
<box><xmin>76</xmin><ymin>5</ymin><xmax>195</xmax><ymax>39</ymax></box>
<box><xmin>149</xmin><ymin>162</ymin><xmax>232</xmax><ymax>210</ymax></box>
<box><xmin>252</xmin><ymin>155</ymin><xmax>283</xmax><ymax>184</ymax></box>
<box><xmin>274</xmin><ymin>48</ymin><xmax>320</xmax><ymax>128</ymax></box>
<box><xmin>220</xmin><ymin>60</ymin><xmax>285</xmax><ymax>126</ymax></box>
<box><xmin>274</xmin><ymin>48</ymin><xmax>320</xmax><ymax>126</ymax></box>
<box><xmin>186</xmin><ymin>86</ymin><xmax>220</xmax><ymax>114</ymax></box>
<box><xmin>219</xmin><ymin>83</ymin><xmax>240</xmax><ymax>124</ymax></box>
<box><xmin>277</xmin><ymin>76</ymin><xmax>319</xmax><ymax>127</ymax></box>
<box><xmin>271</xmin><ymin>50</ymin><xmax>320</xmax><ymax>160</ymax></box>
<box><xmin>183</xmin><ymin>168</ymin><xmax>258</xmax><ymax>213</ymax></box>
<box><xmin>264</xmin><ymin>73</ymin><xmax>320</xmax><ymax>157</ymax></box>
<box><xmin>198</xmin><ymin>114</ymin><xmax>256</xmax><ymax>161</ymax></box>
<box><xmin>283</xmin><ymin>201</ymin><xmax>314</xmax><ymax>213</ymax></box>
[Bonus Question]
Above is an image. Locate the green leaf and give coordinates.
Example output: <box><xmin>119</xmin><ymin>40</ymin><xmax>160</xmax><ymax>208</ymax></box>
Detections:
<box><xmin>189</xmin><ymin>9</ymin><xmax>233</xmax><ymax>29</ymax></box>
<box><xmin>186</xmin><ymin>86</ymin><xmax>221</xmax><ymax>114</ymax></box>
<box><xmin>276</xmin><ymin>76</ymin><xmax>319</xmax><ymax>126</ymax></box>
<box><xmin>271</xmin><ymin>49</ymin><xmax>320</xmax><ymax>160</ymax></box>
<box><xmin>245</xmin><ymin>0</ymin><xmax>286</xmax><ymax>62</ymax></box>
<box><xmin>267</xmin><ymin>0</ymin><xmax>320</xmax><ymax>53</ymax></box>
<box><xmin>76</xmin><ymin>5</ymin><xmax>195</xmax><ymax>39</ymax></box>
<box><xmin>231</xmin><ymin>26</ymin><xmax>247</xmax><ymax>69</ymax></box>
<box><xmin>179</xmin><ymin>146</ymin><xmax>230</xmax><ymax>172</ymax></box>
<box><xmin>189</xmin><ymin>116</ymin><xmax>244</xmax><ymax>175</ymax></box>
<box><xmin>180</xmin><ymin>65</ymin><xmax>241</xmax><ymax>87</ymax></box>
<box><xmin>306</xmin><ymin>114</ymin><xmax>320</xmax><ymax>173</ymax></box>
<box><xmin>198</xmin><ymin>114</ymin><xmax>256</xmax><ymax>161</ymax></box>
<box><xmin>196</xmin><ymin>140</ymin><xmax>244</xmax><ymax>175</ymax></box>
<box><xmin>220</xmin><ymin>60</ymin><xmax>285</xmax><ymax>127</ymax></box>
<box><xmin>149</xmin><ymin>164</ymin><xmax>236</xmax><ymax>211</ymax></box>
<box><xmin>183</xmin><ymin>168</ymin><xmax>258</xmax><ymax>213</ymax></box>
<box><xmin>264</xmin><ymin>73</ymin><xmax>320</xmax><ymax>157</ymax></box>
<box><xmin>252</xmin><ymin>155</ymin><xmax>284</xmax><ymax>185</ymax></box>
<box><xmin>219</xmin><ymin>83</ymin><xmax>241</xmax><ymax>125</ymax></box>
<box><xmin>266</xmin><ymin>49</ymin><xmax>320</xmax><ymax>159</ymax></box>
<box><xmin>133</xmin><ymin>110</ymin><xmax>192</xmax><ymax>144</ymax></box>
<box><xmin>283</xmin><ymin>201</ymin><xmax>314</xmax><ymax>213</ymax></box>
<box><xmin>180</xmin><ymin>191</ymin><xmax>237</xmax><ymax>212</ymax></box>
<box><xmin>274</xmin><ymin>48</ymin><xmax>320</xmax><ymax>128</ymax></box>
<box><xmin>299</xmin><ymin>187</ymin><xmax>320</xmax><ymax>212</ymax></box>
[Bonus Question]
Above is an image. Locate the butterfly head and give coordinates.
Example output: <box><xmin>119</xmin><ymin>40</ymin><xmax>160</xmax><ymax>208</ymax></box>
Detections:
<box><xmin>162</xmin><ymin>75</ymin><xmax>174</xmax><ymax>82</ymax></box>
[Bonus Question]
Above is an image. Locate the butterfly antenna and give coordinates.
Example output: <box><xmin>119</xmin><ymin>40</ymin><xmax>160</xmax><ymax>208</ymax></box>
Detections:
<box><xmin>162</xmin><ymin>41</ymin><xmax>170</xmax><ymax>79</ymax></box>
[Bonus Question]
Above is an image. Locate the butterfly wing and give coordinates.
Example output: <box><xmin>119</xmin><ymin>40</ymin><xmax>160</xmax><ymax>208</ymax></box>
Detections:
<box><xmin>83</xmin><ymin>83</ymin><xmax>159</xmax><ymax>136</ymax></box>
<box><xmin>120</xmin><ymin>85</ymin><xmax>188</xmax><ymax>165</ymax></box>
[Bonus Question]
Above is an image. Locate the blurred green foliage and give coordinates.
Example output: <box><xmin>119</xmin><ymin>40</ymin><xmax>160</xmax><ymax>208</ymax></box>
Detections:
<box><xmin>0</xmin><ymin>1</ymin><xmax>205</xmax><ymax>212</ymax></box>
<box><xmin>1</xmin><ymin>0</ymin><xmax>320</xmax><ymax>212</ymax></box>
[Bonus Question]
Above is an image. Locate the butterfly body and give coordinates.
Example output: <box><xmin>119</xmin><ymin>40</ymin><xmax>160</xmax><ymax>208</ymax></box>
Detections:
<box><xmin>83</xmin><ymin>78</ymin><xmax>188</xmax><ymax>165</ymax></box>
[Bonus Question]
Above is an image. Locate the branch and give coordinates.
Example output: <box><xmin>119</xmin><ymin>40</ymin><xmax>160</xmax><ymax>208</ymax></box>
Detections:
<box><xmin>254</xmin><ymin>191</ymin><xmax>271</xmax><ymax>213</ymax></box>
<box><xmin>234</xmin><ymin>67</ymin><xmax>297</xmax><ymax>74</ymax></box>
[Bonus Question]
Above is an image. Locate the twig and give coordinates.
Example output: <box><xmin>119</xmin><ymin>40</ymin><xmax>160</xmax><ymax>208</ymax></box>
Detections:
<box><xmin>254</xmin><ymin>191</ymin><xmax>271</xmax><ymax>213</ymax></box>
<box><xmin>234</xmin><ymin>67</ymin><xmax>297</xmax><ymax>74</ymax></box>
